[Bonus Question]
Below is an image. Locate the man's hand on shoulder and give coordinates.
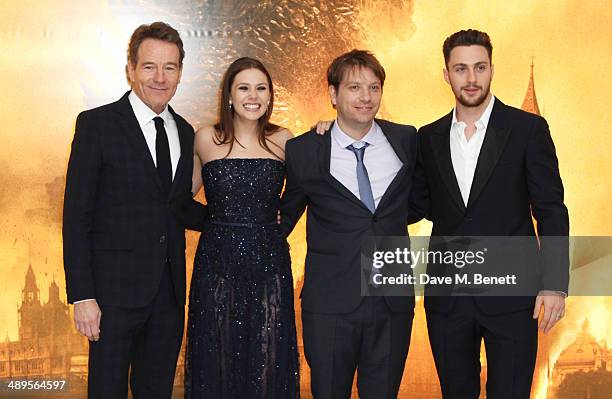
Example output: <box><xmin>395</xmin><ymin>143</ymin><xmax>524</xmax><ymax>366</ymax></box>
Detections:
<box><xmin>74</xmin><ymin>299</ymin><xmax>102</xmax><ymax>342</ymax></box>
<box><xmin>314</xmin><ymin>120</ymin><xmax>333</xmax><ymax>135</ymax></box>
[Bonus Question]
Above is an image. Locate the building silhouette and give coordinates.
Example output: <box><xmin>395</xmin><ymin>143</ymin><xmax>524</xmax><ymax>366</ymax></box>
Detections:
<box><xmin>0</xmin><ymin>263</ymin><xmax>88</xmax><ymax>383</ymax></box>
<box><xmin>547</xmin><ymin>319</ymin><xmax>611</xmax><ymax>398</ymax></box>
<box><xmin>522</xmin><ymin>61</ymin><xmax>541</xmax><ymax>115</ymax></box>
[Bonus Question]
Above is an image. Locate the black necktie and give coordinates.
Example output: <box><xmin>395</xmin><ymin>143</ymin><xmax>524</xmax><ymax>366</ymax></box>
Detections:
<box><xmin>154</xmin><ymin>117</ymin><xmax>172</xmax><ymax>195</ymax></box>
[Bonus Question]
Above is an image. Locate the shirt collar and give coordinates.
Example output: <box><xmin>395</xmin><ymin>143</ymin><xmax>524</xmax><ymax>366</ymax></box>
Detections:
<box><xmin>451</xmin><ymin>94</ymin><xmax>496</xmax><ymax>131</ymax></box>
<box><xmin>128</xmin><ymin>90</ymin><xmax>172</xmax><ymax>128</ymax></box>
<box><xmin>331</xmin><ymin>120</ymin><xmax>380</xmax><ymax>149</ymax></box>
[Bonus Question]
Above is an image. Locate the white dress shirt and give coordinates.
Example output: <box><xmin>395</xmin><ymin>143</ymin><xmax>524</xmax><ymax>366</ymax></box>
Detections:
<box><xmin>129</xmin><ymin>91</ymin><xmax>181</xmax><ymax>178</ymax></box>
<box><xmin>450</xmin><ymin>95</ymin><xmax>495</xmax><ymax>206</ymax></box>
<box><xmin>330</xmin><ymin>121</ymin><xmax>403</xmax><ymax>208</ymax></box>
<box><xmin>74</xmin><ymin>93</ymin><xmax>181</xmax><ymax>305</ymax></box>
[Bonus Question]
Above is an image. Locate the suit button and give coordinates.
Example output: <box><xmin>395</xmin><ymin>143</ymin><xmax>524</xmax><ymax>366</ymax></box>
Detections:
<box><xmin>465</xmin><ymin>217</ymin><xmax>473</xmax><ymax>223</ymax></box>
<box><xmin>159</xmin><ymin>235</ymin><xmax>166</xmax><ymax>243</ymax></box>
<box><xmin>373</xmin><ymin>216</ymin><xmax>378</xmax><ymax>223</ymax></box>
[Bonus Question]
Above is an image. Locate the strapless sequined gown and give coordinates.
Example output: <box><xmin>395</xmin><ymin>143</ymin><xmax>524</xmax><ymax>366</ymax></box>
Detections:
<box><xmin>185</xmin><ymin>158</ymin><xmax>299</xmax><ymax>399</ymax></box>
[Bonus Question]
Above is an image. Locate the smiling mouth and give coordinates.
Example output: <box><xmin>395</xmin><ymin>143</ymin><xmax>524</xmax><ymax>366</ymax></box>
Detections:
<box><xmin>243</xmin><ymin>104</ymin><xmax>262</xmax><ymax>111</ymax></box>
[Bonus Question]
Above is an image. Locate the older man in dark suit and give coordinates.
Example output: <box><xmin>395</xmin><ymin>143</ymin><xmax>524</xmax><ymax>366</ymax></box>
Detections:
<box><xmin>63</xmin><ymin>22</ymin><xmax>202</xmax><ymax>398</ymax></box>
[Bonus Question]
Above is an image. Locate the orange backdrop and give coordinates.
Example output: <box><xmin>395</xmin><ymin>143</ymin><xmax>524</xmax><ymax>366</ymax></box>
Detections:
<box><xmin>0</xmin><ymin>1</ymin><xmax>610</xmax><ymax>398</ymax></box>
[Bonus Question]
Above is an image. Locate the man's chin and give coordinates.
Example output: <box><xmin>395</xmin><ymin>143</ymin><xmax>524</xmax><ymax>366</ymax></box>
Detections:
<box><xmin>354</xmin><ymin>114</ymin><xmax>377</xmax><ymax>124</ymax></box>
<box><xmin>458</xmin><ymin>95</ymin><xmax>488</xmax><ymax>108</ymax></box>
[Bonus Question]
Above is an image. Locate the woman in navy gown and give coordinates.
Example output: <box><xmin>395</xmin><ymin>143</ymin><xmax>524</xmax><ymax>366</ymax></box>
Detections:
<box><xmin>184</xmin><ymin>57</ymin><xmax>299</xmax><ymax>398</ymax></box>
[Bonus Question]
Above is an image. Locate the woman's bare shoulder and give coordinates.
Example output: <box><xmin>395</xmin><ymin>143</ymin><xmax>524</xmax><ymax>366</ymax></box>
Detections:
<box><xmin>269</xmin><ymin>127</ymin><xmax>294</xmax><ymax>146</ymax></box>
<box><xmin>195</xmin><ymin>125</ymin><xmax>227</xmax><ymax>161</ymax></box>
<box><xmin>195</xmin><ymin>125</ymin><xmax>218</xmax><ymax>143</ymax></box>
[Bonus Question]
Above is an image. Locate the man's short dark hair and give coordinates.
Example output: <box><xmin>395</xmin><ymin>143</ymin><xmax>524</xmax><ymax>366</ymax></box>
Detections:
<box><xmin>327</xmin><ymin>49</ymin><xmax>386</xmax><ymax>90</ymax></box>
<box><xmin>127</xmin><ymin>21</ymin><xmax>185</xmax><ymax>67</ymax></box>
<box><xmin>443</xmin><ymin>29</ymin><xmax>492</xmax><ymax>67</ymax></box>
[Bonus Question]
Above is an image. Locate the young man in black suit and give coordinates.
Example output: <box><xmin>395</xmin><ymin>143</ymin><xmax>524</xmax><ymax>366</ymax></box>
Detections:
<box><xmin>281</xmin><ymin>50</ymin><xmax>427</xmax><ymax>399</ymax></box>
<box><xmin>419</xmin><ymin>29</ymin><xmax>569</xmax><ymax>399</ymax></box>
<box><xmin>63</xmin><ymin>22</ymin><xmax>203</xmax><ymax>398</ymax></box>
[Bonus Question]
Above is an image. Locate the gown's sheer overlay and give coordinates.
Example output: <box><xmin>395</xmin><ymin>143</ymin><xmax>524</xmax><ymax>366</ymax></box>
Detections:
<box><xmin>185</xmin><ymin>158</ymin><xmax>299</xmax><ymax>399</ymax></box>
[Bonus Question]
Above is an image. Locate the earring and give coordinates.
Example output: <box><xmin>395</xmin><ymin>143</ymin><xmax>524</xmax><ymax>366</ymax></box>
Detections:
<box><xmin>229</xmin><ymin>100</ymin><xmax>233</xmax><ymax>109</ymax></box>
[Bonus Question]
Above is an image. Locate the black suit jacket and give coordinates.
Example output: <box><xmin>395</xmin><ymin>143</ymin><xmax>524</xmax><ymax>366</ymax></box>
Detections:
<box><xmin>63</xmin><ymin>92</ymin><xmax>204</xmax><ymax>308</ymax></box>
<box><xmin>419</xmin><ymin>99</ymin><xmax>569</xmax><ymax>314</ymax></box>
<box><xmin>281</xmin><ymin>119</ymin><xmax>428</xmax><ymax>314</ymax></box>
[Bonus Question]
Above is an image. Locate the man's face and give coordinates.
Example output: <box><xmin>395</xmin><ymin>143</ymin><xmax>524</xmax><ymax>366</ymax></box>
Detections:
<box><xmin>127</xmin><ymin>38</ymin><xmax>182</xmax><ymax>114</ymax></box>
<box><xmin>444</xmin><ymin>45</ymin><xmax>493</xmax><ymax>108</ymax></box>
<box><xmin>329</xmin><ymin>66</ymin><xmax>382</xmax><ymax>132</ymax></box>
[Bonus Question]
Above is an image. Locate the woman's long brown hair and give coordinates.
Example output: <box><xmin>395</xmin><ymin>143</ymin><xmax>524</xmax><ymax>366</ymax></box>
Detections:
<box><xmin>214</xmin><ymin>57</ymin><xmax>283</xmax><ymax>159</ymax></box>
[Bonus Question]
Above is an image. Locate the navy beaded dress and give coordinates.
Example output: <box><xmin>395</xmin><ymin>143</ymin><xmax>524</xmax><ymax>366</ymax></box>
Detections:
<box><xmin>185</xmin><ymin>158</ymin><xmax>299</xmax><ymax>399</ymax></box>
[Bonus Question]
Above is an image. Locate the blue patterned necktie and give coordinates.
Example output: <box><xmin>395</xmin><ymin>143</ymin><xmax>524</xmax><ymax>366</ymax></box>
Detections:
<box><xmin>347</xmin><ymin>142</ymin><xmax>380</xmax><ymax>287</ymax></box>
<box><xmin>347</xmin><ymin>142</ymin><xmax>375</xmax><ymax>213</ymax></box>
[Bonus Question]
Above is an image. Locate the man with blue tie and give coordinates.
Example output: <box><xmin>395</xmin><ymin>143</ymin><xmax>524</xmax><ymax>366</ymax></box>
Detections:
<box><xmin>281</xmin><ymin>50</ymin><xmax>427</xmax><ymax>399</ymax></box>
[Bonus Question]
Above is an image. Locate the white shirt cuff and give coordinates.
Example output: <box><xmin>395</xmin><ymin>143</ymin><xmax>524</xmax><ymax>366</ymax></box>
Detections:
<box><xmin>74</xmin><ymin>298</ymin><xmax>95</xmax><ymax>304</ymax></box>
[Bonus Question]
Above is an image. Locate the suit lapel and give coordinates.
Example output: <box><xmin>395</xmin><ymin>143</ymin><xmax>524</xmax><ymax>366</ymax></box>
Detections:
<box><xmin>466</xmin><ymin>101</ymin><xmax>511</xmax><ymax>208</ymax></box>
<box><xmin>319</xmin><ymin>123</ymin><xmax>370</xmax><ymax>210</ymax></box>
<box><xmin>116</xmin><ymin>92</ymin><xmax>163</xmax><ymax>194</ymax></box>
<box><xmin>430</xmin><ymin>112</ymin><xmax>466</xmax><ymax>212</ymax></box>
<box><xmin>375</xmin><ymin>119</ymin><xmax>408</xmax><ymax>213</ymax></box>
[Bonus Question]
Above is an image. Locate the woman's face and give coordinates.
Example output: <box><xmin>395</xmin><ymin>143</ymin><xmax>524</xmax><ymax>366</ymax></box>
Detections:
<box><xmin>229</xmin><ymin>68</ymin><xmax>271</xmax><ymax>121</ymax></box>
